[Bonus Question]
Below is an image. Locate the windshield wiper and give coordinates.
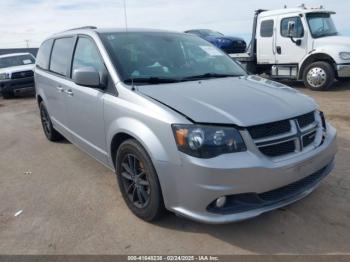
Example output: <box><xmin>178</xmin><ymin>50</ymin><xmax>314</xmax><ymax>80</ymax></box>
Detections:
<box><xmin>124</xmin><ymin>77</ymin><xmax>180</xmax><ymax>85</ymax></box>
<box><xmin>180</xmin><ymin>73</ymin><xmax>240</xmax><ymax>81</ymax></box>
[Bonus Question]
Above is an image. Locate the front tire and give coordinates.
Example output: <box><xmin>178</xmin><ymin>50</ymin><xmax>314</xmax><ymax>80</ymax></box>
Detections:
<box><xmin>39</xmin><ymin>101</ymin><xmax>63</xmax><ymax>141</ymax></box>
<box><xmin>1</xmin><ymin>90</ymin><xmax>14</xmax><ymax>99</ymax></box>
<box><xmin>303</xmin><ymin>61</ymin><xmax>335</xmax><ymax>91</ymax></box>
<box><xmin>116</xmin><ymin>139</ymin><xmax>165</xmax><ymax>222</ymax></box>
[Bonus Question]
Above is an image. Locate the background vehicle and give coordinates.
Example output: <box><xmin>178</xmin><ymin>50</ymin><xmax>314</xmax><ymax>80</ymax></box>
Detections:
<box><xmin>185</xmin><ymin>29</ymin><xmax>246</xmax><ymax>54</ymax></box>
<box><xmin>230</xmin><ymin>5</ymin><xmax>350</xmax><ymax>90</ymax></box>
<box><xmin>35</xmin><ymin>27</ymin><xmax>336</xmax><ymax>224</ymax></box>
<box><xmin>0</xmin><ymin>53</ymin><xmax>35</xmax><ymax>98</ymax></box>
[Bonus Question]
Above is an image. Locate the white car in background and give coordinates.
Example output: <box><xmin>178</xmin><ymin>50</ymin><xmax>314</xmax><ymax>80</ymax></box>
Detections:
<box><xmin>0</xmin><ymin>52</ymin><xmax>35</xmax><ymax>99</ymax></box>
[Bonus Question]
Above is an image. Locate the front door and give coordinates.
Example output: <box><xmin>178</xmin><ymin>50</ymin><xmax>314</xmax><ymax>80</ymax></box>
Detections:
<box><xmin>275</xmin><ymin>15</ymin><xmax>308</xmax><ymax>64</ymax></box>
<box><xmin>65</xmin><ymin>36</ymin><xmax>108</xmax><ymax>164</ymax></box>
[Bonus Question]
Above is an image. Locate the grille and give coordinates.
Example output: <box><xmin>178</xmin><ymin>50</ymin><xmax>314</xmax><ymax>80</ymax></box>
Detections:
<box><xmin>207</xmin><ymin>163</ymin><xmax>331</xmax><ymax>214</ymax></box>
<box><xmin>259</xmin><ymin>140</ymin><xmax>295</xmax><ymax>157</ymax></box>
<box><xmin>259</xmin><ymin>165</ymin><xmax>327</xmax><ymax>202</ymax></box>
<box><xmin>247</xmin><ymin>120</ymin><xmax>291</xmax><ymax>139</ymax></box>
<box><xmin>302</xmin><ymin>131</ymin><xmax>316</xmax><ymax>148</ymax></box>
<box><xmin>11</xmin><ymin>70</ymin><xmax>34</xmax><ymax>79</ymax></box>
<box><xmin>222</xmin><ymin>42</ymin><xmax>246</xmax><ymax>54</ymax></box>
<box><xmin>247</xmin><ymin>111</ymin><xmax>321</xmax><ymax>158</ymax></box>
<box><xmin>297</xmin><ymin>112</ymin><xmax>315</xmax><ymax>128</ymax></box>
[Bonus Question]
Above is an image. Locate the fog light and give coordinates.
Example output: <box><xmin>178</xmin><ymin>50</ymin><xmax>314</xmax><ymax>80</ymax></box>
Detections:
<box><xmin>215</xmin><ymin>196</ymin><xmax>226</xmax><ymax>208</ymax></box>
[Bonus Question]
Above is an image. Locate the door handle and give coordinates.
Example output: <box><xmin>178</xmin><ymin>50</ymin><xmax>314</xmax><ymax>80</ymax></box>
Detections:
<box><xmin>56</xmin><ymin>86</ymin><xmax>64</xmax><ymax>93</ymax></box>
<box><xmin>276</xmin><ymin>46</ymin><xmax>282</xmax><ymax>54</ymax></box>
<box><xmin>65</xmin><ymin>89</ymin><xmax>74</xmax><ymax>96</ymax></box>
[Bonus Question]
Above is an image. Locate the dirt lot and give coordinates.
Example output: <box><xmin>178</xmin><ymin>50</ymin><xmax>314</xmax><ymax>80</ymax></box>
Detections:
<box><xmin>0</xmin><ymin>82</ymin><xmax>350</xmax><ymax>255</ymax></box>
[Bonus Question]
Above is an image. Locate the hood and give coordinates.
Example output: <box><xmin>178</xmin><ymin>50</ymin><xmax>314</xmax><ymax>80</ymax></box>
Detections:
<box><xmin>138</xmin><ymin>76</ymin><xmax>317</xmax><ymax>127</ymax></box>
<box><xmin>314</xmin><ymin>35</ymin><xmax>350</xmax><ymax>48</ymax></box>
<box><xmin>0</xmin><ymin>64</ymin><xmax>34</xmax><ymax>75</ymax></box>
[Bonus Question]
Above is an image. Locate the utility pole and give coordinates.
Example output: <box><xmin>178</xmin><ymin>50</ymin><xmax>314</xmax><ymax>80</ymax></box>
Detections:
<box><xmin>25</xmin><ymin>40</ymin><xmax>30</xmax><ymax>48</ymax></box>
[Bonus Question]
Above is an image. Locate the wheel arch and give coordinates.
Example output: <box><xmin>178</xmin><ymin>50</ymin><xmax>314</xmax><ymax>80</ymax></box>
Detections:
<box><xmin>298</xmin><ymin>53</ymin><xmax>337</xmax><ymax>80</ymax></box>
<box><xmin>107</xmin><ymin>117</ymin><xmax>177</xmax><ymax>170</ymax></box>
<box><xmin>110</xmin><ymin>132</ymin><xmax>134</xmax><ymax>169</ymax></box>
<box><xmin>36</xmin><ymin>94</ymin><xmax>43</xmax><ymax>107</ymax></box>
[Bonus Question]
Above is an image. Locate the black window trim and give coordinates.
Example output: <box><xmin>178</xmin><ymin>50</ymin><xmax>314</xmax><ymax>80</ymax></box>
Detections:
<box><xmin>35</xmin><ymin>38</ymin><xmax>54</xmax><ymax>71</ymax></box>
<box><xmin>36</xmin><ymin>34</ymin><xmax>117</xmax><ymax>96</ymax></box>
<box><xmin>70</xmin><ymin>34</ymin><xmax>108</xmax><ymax>79</ymax></box>
<box><xmin>48</xmin><ymin>36</ymin><xmax>76</xmax><ymax>79</ymax></box>
<box><xmin>280</xmin><ymin>16</ymin><xmax>305</xmax><ymax>38</ymax></box>
<box><xmin>260</xmin><ymin>19</ymin><xmax>274</xmax><ymax>38</ymax></box>
<box><xmin>70</xmin><ymin>34</ymin><xmax>117</xmax><ymax>96</ymax></box>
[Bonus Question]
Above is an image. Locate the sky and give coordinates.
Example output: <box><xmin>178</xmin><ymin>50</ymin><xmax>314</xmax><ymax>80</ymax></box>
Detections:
<box><xmin>0</xmin><ymin>0</ymin><xmax>349</xmax><ymax>48</ymax></box>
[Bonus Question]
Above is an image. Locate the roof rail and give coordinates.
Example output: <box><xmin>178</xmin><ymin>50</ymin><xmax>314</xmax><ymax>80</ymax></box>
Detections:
<box><xmin>64</xmin><ymin>26</ymin><xmax>97</xmax><ymax>32</ymax></box>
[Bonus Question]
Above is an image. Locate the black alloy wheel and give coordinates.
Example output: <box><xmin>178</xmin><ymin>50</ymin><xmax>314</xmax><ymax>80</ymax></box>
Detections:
<box><xmin>116</xmin><ymin>139</ymin><xmax>165</xmax><ymax>221</ymax></box>
<box><xmin>120</xmin><ymin>153</ymin><xmax>151</xmax><ymax>208</ymax></box>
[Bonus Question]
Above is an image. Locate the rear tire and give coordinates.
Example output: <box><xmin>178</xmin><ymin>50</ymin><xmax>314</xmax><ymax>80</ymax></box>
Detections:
<box><xmin>303</xmin><ymin>61</ymin><xmax>335</xmax><ymax>91</ymax></box>
<box><xmin>39</xmin><ymin>101</ymin><xmax>63</xmax><ymax>141</ymax></box>
<box><xmin>116</xmin><ymin>139</ymin><xmax>165</xmax><ymax>222</ymax></box>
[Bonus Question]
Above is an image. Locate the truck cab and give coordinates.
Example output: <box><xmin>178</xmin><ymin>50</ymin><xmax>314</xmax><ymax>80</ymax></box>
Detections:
<box><xmin>231</xmin><ymin>5</ymin><xmax>350</xmax><ymax>90</ymax></box>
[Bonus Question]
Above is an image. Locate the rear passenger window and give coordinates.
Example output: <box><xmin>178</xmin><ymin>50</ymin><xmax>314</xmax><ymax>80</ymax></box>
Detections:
<box><xmin>50</xmin><ymin>37</ymin><xmax>74</xmax><ymax>76</ymax></box>
<box><xmin>260</xmin><ymin>20</ymin><xmax>274</xmax><ymax>37</ymax></box>
<box><xmin>36</xmin><ymin>39</ymin><xmax>53</xmax><ymax>70</ymax></box>
<box><xmin>72</xmin><ymin>37</ymin><xmax>105</xmax><ymax>74</ymax></box>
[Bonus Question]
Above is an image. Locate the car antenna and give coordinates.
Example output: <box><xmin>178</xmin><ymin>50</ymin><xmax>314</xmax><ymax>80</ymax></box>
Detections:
<box><xmin>131</xmin><ymin>78</ymin><xmax>138</xmax><ymax>91</ymax></box>
<box><xmin>123</xmin><ymin>0</ymin><xmax>128</xmax><ymax>32</ymax></box>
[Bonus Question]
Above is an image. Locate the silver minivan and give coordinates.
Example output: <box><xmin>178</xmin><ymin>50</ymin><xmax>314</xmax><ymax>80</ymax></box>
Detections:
<box><xmin>35</xmin><ymin>27</ymin><xmax>337</xmax><ymax>224</ymax></box>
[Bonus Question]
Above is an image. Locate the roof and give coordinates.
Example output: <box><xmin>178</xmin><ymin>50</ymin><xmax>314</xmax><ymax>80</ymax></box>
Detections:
<box><xmin>0</xmin><ymin>52</ymin><xmax>31</xmax><ymax>58</ymax></box>
<box><xmin>259</xmin><ymin>7</ymin><xmax>335</xmax><ymax>18</ymax></box>
<box><xmin>95</xmin><ymin>28</ymin><xmax>176</xmax><ymax>34</ymax></box>
<box><xmin>55</xmin><ymin>27</ymin><xmax>177</xmax><ymax>35</ymax></box>
<box><xmin>49</xmin><ymin>27</ymin><xmax>182</xmax><ymax>40</ymax></box>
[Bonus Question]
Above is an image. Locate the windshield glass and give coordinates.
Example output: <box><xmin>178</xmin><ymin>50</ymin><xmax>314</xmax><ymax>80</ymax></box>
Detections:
<box><xmin>0</xmin><ymin>54</ymin><xmax>35</xmax><ymax>69</ymax></box>
<box><xmin>306</xmin><ymin>13</ymin><xmax>338</xmax><ymax>38</ymax></box>
<box><xmin>199</xmin><ymin>30</ymin><xmax>224</xmax><ymax>37</ymax></box>
<box><xmin>99</xmin><ymin>32</ymin><xmax>246</xmax><ymax>85</ymax></box>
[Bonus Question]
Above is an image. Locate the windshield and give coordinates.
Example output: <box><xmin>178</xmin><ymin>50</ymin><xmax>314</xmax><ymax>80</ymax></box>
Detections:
<box><xmin>306</xmin><ymin>13</ymin><xmax>338</xmax><ymax>38</ymax></box>
<box><xmin>99</xmin><ymin>32</ymin><xmax>246</xmax><ymax>85</ymax></box>
<box><xmin>0</xmin><ymin>54</ymin><xmax>35</xmax><ymax>69</ymax></box>
<box><xmin>199</xmin><ymin>30</ymin><xmax>224</xmax><ymax>37</ymax></box>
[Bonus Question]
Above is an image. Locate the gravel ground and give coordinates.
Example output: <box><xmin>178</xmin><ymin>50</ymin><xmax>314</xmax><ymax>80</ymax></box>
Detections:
<box><xmin>0</xmin><ymin>82</ymin><xmax>349</xmax><ymax>255</ymax></box>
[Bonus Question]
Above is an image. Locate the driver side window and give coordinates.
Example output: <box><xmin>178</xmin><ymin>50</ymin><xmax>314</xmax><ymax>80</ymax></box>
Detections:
<box><xmin>72</xmin><ymin>37</ymin><xmax>105</xmax><ymax>75</ymax></box>
<box><xmin>281</xmin><ymin>17</ymin><xmax>304</xmax><ymax>38</ymax></box>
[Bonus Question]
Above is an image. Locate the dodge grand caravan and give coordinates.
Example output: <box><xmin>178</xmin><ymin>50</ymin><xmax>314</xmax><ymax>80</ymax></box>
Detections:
<box><xmin>34</xmin><ymin>27</ymin><xmax>337</xmax><ymax>223</ymax></box>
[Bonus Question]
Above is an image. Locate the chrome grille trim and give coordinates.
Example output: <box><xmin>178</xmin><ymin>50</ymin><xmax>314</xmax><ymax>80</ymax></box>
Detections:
<box><xmin>248</xmin><ymin>111</ymin><xmax>323</xmax><ymax>158</ymax></box>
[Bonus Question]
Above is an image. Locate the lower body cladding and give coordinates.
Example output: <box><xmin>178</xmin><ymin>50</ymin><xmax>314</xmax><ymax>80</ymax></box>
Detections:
<box><xmin>0</xmin><ymin>77</ymin><xmax>35</xmax><ymax>96</ymax></box>
<box><xmin>155</xmin><ymin>125</ymin><xmax>337</xmax><ymax>224</ymax></box>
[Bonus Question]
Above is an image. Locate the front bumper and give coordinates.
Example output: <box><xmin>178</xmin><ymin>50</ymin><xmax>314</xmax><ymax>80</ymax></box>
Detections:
<box><xmin>336</xmin><ymin>64</ymin><xmax>350</xmax><ymax>78</ymax></box>
<box><xmin>155</xmin><ymin>124</ymin><xmax>337</xmax><ymax>224</ymax></box>
<box><xmin>0</xmin><ymin>77</ymin><xmax>35</xmax><ymax>94</ymax></box>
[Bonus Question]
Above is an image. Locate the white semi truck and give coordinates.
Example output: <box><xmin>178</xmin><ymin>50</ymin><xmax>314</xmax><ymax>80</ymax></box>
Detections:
<box><xmin>230</xmin><ymin>5</ymin><xmax>350</xmax><ymax>90</ymax></box>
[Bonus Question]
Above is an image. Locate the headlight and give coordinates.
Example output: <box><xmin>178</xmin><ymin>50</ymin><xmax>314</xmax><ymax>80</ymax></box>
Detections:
<box><xmin>172</xmin><ymin>124</ymin><xmax>246</xmax><ymax>158</ymax></box>
<box><xmin>339</xmin><ymin>52</ymin><xmax>350</xmax><ymax>60</ymax></box>
<box><xmin>0</xmin><ymin>73</ymin><xmax>10</xmax><ymax>80</ymax></box>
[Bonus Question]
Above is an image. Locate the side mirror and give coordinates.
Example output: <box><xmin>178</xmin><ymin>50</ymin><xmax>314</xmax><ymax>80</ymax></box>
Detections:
<box><xmin>287</xmin><ymin>21</ymin><xmax>296</xmax><ymax>37</ymax></box>
<box><xmin>287</xmin><ymin>21</ymin><xmax>302</xmax><ymax>46</ymax></box>
<box><xmin>72</xmin><ymin>67</ymin><xmax>102</xmax><ymax>88</ymax></box>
